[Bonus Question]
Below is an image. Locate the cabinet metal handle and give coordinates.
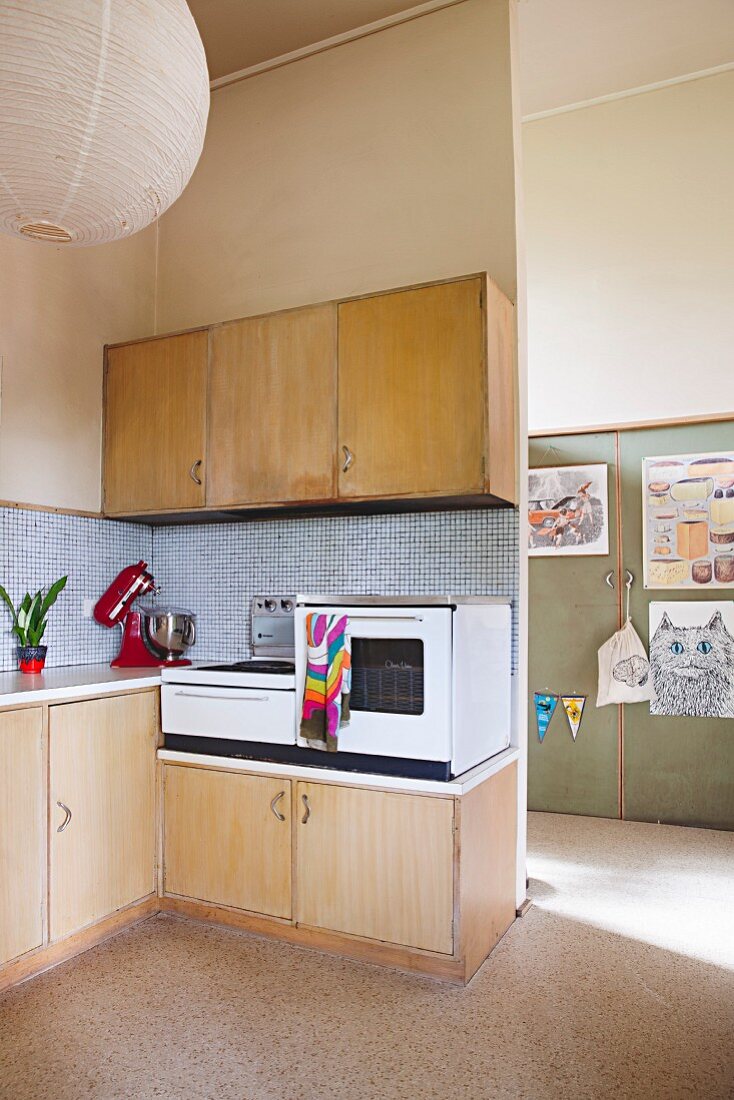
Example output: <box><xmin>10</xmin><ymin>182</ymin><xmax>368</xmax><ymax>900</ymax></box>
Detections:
<box><xmin>189</xmin><ymin>459</ymin><xmax>203</xmax><ymax>485</ymax></box>
<box><xmin>56</xmin><ymin>800</ymin><xmax>72</xmax><ymax>833</ymax></box>
<box><xmin>270</xmin><ymin>791</ymin><xmax>286</xmax><ymax>821</ymax></box>
<box><xmin>605</xmin><ymin>571</ymin><xmax>615</xmax><ymax>589</ymax></box>
<box><xmin>341</xmin><ymin>445</ymin><xmax>353</xmax><ymax>473</ymax></box>
<box><xmin>301</xmin><ymin>793</ymin><xmax>311</xmax><ymax>824</ymax></box>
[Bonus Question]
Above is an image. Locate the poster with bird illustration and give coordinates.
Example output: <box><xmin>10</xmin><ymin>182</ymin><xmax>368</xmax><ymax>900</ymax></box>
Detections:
<box><xmin>529</xmin><ymin>464</ymin><xmax>609</xmax><ymax>557</ymax></box>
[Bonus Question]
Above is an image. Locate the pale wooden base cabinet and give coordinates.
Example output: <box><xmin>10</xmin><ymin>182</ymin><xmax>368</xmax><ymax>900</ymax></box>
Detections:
<box><xmin>161</xmin><ymin>759</ymin><xmax>518</xmax><ymax>984</ymax></box>
<box><xmin>50</xmin><ymin>694</ymin><xmax>157</xmax><ymax>940</ymax></box>
<box><xmin>0</xmin><ymin>686</ymin><xmax>517</xmax><ymax>991</ymax></box>
<box><xmin>295</xmin><ymin>782</ymin><xmax>455</xmax><ymax>954</ymax></box>
<box><xmin>164</xmin><ymin>767</ymin><xmax>292</xmax><ymax>919</ymax></box>
<box><xmin>0</xmin><ymin>690</ymin><xmax>158</xmax><ymax>996</ymax></box>
<box><xmin>0</xmin><ymin>708</ymin><xmax>44</xmax><ymax>967</ymax></box>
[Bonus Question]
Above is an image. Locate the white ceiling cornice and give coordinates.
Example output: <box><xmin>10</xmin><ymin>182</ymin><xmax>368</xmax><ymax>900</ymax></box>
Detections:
<box><xmin>209</xmin><ymin>0</ymin><xmax>467</xmax><ymax>91</ymax></box>
<box><xmin>523</xmin><ymin>61</ymin><xmax>734</xmax><ymax>123</ymax></box>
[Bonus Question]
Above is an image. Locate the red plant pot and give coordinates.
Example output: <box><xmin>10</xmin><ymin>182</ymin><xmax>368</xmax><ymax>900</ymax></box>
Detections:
<box><xmin>17</xmin><ymin>645</ymin><xmax>47</xmax><ymax>674</ymax></box>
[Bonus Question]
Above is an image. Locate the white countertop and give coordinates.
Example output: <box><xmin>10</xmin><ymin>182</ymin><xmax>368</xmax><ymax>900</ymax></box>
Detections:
<box><xmin>0</xmin><ymin>663</ymin><xmax>162</xmax><ymax>709</ymax></box>
<box><xmin>157</xmin><ymin>745</ymin><xmax>520</xmax><ymax>796</ymax></box>
<box><xmin>0</xmin><ymin>662</ymin><xmax>519</xmax><ymax>795</ymax></box>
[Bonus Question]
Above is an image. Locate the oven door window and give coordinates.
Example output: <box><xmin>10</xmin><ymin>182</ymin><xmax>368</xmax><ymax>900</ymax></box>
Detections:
<box><xmin>350</xmin><ymin>638</ymin><xmax>424</xmax><ymax>716</ymax></box>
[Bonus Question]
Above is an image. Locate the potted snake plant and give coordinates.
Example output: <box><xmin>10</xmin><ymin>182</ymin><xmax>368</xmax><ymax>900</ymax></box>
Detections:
<box><xmin>0</xmin><ymin>576</ymin><xmax>68</xmax><ymax>673</ymax></box>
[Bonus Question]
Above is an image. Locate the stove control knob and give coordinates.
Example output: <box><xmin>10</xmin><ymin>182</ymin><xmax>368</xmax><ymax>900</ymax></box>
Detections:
<box><xmin>264</xmin><ymin>598</ymin><xmax>277</xmax><ymax>612</ymax></box>
<box><xmin>281</xmin><ymin>599</ymin><xmax>294</xmax><ymax>613</ymax></box>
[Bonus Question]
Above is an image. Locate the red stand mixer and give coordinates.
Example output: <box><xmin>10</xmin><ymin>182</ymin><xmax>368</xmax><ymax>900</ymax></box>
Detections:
<box><xmin>94</xmin><ymin>561</ymin><xmax>196</xmax><ymax>668</ymax></box>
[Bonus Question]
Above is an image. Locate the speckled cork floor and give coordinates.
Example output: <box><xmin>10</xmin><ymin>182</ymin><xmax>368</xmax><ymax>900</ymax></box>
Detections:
<box><xmin>1</xmin><ymin>812</ymin><xmax>732</xmax><ymax>1100</ymax></box>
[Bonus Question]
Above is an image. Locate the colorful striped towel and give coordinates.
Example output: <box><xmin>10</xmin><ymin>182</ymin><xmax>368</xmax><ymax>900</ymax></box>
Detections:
<box><xmin>299</xmin><ymin>613</ymin><xmax>351</xmax><ymax>752</ymax></box>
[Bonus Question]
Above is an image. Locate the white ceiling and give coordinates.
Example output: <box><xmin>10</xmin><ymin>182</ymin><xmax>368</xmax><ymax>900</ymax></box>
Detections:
<box><xmin>187</xmin><ymin>0</ymin><xmax>734</xmax><ymax>113</ymax></box>
<box><xmin>517</xmin><ymin>0</ymin><xmax>734</xmax><ymax>117</ymax></box>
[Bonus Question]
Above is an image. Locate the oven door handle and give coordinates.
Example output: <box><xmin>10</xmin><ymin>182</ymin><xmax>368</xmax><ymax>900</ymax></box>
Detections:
<box><xmin>172</xmin><ymin>690</ymin><xmax>270</xmax><ymax>702</ymax></box>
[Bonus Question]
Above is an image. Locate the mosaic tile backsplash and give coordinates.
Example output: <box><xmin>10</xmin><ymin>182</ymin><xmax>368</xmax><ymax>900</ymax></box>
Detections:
<box><xmin>152</xmin><ymin>508</ymin><xmax>519</xmax><ymax>670</ymax></box>
<box><xmin>0</xmin><ymin>507</ymin><xmax>152</xmax><ymax>672</ymax></box>
<box><xmin>0</xmin><ymin>506</ymin><xmax>518</xmax><ymax>672</ymax></box>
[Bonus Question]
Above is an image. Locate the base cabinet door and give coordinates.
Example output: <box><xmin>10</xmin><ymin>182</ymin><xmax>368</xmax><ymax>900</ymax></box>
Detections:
<box><xmin>164</xmin><ymin>766</ymin><xmax>292</xmax><ymax>919</ymax></box>
<box><xmin>49</xmin><ymin>693</ymin><xmax>157</xmax><ymax>942</ymax></box>
<box><xmin>296</xmin><ymin>782</ymin><xmax>455</xmax><ymax>954</ymax></box>
<box><xmin>0</xmin><ymin>708</ymin><xmax>44</xmax><ymax>965</ymax></box>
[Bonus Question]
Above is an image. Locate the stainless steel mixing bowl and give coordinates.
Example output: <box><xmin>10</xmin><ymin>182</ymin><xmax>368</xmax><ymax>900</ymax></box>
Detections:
<box><xmin>140</xmin><ymin>606</ymin><xmax>196</xmax><ymax>661</ymax></box>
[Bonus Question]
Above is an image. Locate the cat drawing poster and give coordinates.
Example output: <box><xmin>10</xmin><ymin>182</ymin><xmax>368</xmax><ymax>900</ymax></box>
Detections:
<box><xmin>649</xmin><ymin>602</ymin><xmax>734</xmax><ymax>718</ymax></box>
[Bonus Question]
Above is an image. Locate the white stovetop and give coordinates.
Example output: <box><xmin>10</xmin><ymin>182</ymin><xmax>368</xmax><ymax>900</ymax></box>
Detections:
<box><xmin>0</xmin><ymin>663</ymin><xmax>162</xmax><ymax>709</ymax></box>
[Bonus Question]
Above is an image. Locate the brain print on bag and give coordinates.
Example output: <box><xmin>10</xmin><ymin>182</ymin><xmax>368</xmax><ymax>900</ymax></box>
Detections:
<box><xmin>613</xmin><ymin>655</ymin><xmax>650</xmax><ymax>688</ymax></box>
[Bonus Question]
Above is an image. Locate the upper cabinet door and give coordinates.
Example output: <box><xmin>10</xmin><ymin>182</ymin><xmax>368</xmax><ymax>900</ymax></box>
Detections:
<box><xmin>337</xmin><ymin>278</ymin><xmax>486</xmax><ymax>500</ymax></box>
<box><xmin>208</xmin><ymin>304</ymin><xmax>337</xmax><ymax>507</ymax></box>
<box><xmin>105</xmin><ymin>331</ymin><xmax>208</xmax><ymax>514</ymax></box>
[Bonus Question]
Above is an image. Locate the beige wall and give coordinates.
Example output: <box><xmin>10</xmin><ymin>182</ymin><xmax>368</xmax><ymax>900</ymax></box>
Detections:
<box><xmin>0</xmin><ymin>231</ymin><xmax>155</xmax><ymax>512</ymax></box>
<box><xmin>523</xmin><ymin>70</ymin><xmax>734</xmax><ymax>432</ymax></box>
<box><xmin>156</xmin><ymin>0</ymin><xmax>517</xmax><ymax>332</ymax></box>
<box><xmin>1</xmin><ymin>0</ymin><xmax>518</xmax><ymax>513</ymax></box>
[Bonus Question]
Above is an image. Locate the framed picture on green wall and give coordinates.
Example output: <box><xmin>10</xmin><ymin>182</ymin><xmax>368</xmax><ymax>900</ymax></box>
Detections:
<box><xmin>528</xmin><ymin>463</ymin><xmax>609</xmax><ymax>556</ymax></box>
<box><xmin>643</xmin><ymin>450</ymin><xmax>734</xmax><ymax>588</ymax></box>
<box><xmin>649</xmin><ymin>601</ymin><xmax>734</xmax><ymax>718</ymax></box>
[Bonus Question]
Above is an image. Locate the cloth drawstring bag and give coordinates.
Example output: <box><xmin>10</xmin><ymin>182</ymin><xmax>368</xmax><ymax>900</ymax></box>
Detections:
<box><xmin>597</xmin><ymin>581</ymin><xmax>655</xmax><ymax>706</ymax></box>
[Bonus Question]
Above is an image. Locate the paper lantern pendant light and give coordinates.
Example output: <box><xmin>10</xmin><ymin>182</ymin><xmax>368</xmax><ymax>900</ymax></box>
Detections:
<box><xmin>0</xmin><ymin>0</ymin><xmax>210</xmax><ymax>246</ymax></box>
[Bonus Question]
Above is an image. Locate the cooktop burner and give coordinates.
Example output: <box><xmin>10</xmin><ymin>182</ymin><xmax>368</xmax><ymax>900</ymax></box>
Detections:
<box><xmin>199</xmin><ymin>660</ymin><xmax>296</xmax><ymax>674</ymax></box>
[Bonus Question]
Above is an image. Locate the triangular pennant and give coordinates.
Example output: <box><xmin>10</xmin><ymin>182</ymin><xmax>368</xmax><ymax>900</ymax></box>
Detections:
<box><xmin>561</xmin><ymin>695</ymin><xmax>586</xmax><ymax>741</ymax></box>
<box><xmin>534</xmin><ymin>692</ymin><xmax>559</xmax><ymax>742</ymax></box>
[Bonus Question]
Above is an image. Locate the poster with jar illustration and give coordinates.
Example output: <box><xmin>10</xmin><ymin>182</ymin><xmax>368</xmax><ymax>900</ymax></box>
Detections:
<box><xmin>643</xmin><ymin>451</ymin><xmax>734</xmax><ymax>588</ymax></box>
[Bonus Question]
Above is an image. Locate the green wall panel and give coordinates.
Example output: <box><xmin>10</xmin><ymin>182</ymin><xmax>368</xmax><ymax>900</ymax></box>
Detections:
<box><xmin>528</xmin><ymin>434</ymin><xmax>620</xmax><ymax>817</ymax></box>
<box><xmin>619</xmin><ymin>422</ymin><xmax>734</xmax><ymax>829</ymax></box>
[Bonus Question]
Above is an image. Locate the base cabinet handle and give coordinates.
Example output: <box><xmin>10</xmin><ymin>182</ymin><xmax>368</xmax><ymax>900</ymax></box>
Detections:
<box><xmin>301</xmin><ymin>793</ymin><xmax>311</xmax><ymax>824</ymax></box>
<box><xmin>56</xmin><ymin>800</ymin><xmax>72</xmax><ymax>833</ymax></box>
<box><xmin>270</xmin><ymin>790</ymin><xmax>286</xmax><ymax>821</ymax></box>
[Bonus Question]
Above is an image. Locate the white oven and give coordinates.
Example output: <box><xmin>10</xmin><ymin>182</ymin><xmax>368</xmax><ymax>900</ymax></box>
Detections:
<box><xmin>295</xmin><ymin>596</ymin><xmax>512</xmax><ymax>776</ymax></box>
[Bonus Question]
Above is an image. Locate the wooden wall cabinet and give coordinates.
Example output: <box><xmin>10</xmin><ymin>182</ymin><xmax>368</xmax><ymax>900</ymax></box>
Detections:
<box><xmin>104</xmin><ymin>330</ymin><xmax>208</xmax><ymax>515</ymax></box>
<box><xmin>208</xmin><ymin>304</ymin><xmax>337</xmax><ymax>507</ymax></box>
<box><xmin>0</xmin><ymin>708</ymin><xmax>44</xmax><ymax>967</ymax></box>
<box><xmin>49</xmin><ymin>693</ymin><xmax>157</xmax><ymax>941</ymax></box>
<box><xmin>337</xmin><ymin>276</ymin><xmax>516</xmax><ymax>504</ymax></box>
<box><xmin>164</xmin><ymin>767</ymin><xmax>292</xmax><ymax>919</ymax></box>
<box><xmin>103</xmin><ymin>274</ymin><xmax>516</xmax><ymax>518</ymax></box>
<box><xmin>338</xmin><ymin>279</ymin><xmax>485</xmax><ymax>501</ymax></box>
